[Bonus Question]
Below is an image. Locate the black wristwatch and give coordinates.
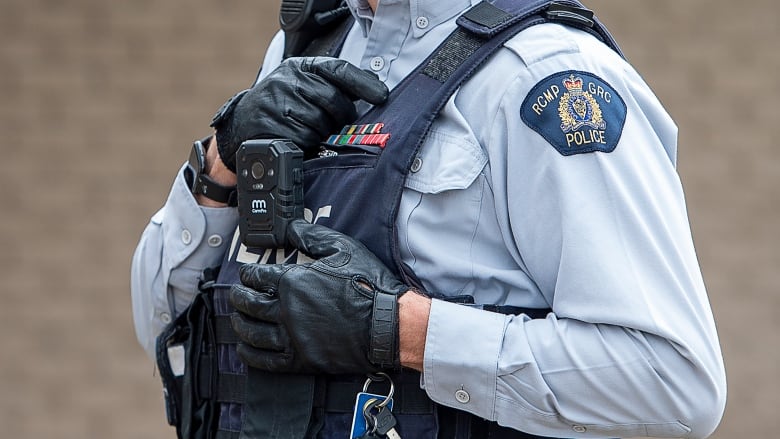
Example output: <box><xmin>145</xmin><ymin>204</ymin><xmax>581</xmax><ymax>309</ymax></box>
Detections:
<box><xmin>184</xmin><ymin>137</ymin><xmax>238</xmax><ymax>207</ymax></box>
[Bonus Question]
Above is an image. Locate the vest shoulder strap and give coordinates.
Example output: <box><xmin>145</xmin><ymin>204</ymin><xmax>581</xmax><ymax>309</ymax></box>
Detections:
<box><xmin>423</xmin><ymin>0</ymin><xmax>622</xmax><ymax>83</ymax></box>
<box><xmin>333</xmin><ymin>0</ymin><xmax>623</xmax><ymax>275</ymax></box>
<box><xmin>459</xmin><ymin>0</ymin><xmax>622</xmax><ymax>54</ymax></box>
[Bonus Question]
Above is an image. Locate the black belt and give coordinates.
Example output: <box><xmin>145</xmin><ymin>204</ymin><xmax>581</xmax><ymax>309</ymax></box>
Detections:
<box><xmin>215</xmin><ymin>304</ymin><xmax>555</xmax><ymax>437</ymax></box>
<box><xmin>314</xmin><ymin>371</ymin><xmax>557</xmax><ymax>439</ymax></box>
<box><xmin>437</xmin><ymin>405</ymin><xmax>558</xmax><ymax>439</ymax></box>
<box><xmin>313</xmin><ymin>371</ymin><xmax>434</xmax><ymax>415</ymax></box>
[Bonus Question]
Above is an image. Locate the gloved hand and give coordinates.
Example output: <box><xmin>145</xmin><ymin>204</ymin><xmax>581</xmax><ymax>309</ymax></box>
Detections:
<box><xmin>229</xmin><ymin>220</ymin><xmax>411</xmax><ymax>374</ymax></box>
<box><xmin>210</xmin><ymin>57</ymin><xmax>389</xmax><ymax>171</ymax></box>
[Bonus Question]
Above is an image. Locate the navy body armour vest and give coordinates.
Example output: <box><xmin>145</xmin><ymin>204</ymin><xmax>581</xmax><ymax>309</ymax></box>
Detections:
<box><xmin>156</xmin><ymin>1</ymin><xmax>623</xmax><ymax>438</ymax></box>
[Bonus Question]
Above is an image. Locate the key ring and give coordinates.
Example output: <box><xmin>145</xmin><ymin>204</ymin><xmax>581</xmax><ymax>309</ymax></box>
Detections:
<box><xmin>362</xmin><ymin>372</ymin><xmax>394</xmax><ymax>408</ymax></box>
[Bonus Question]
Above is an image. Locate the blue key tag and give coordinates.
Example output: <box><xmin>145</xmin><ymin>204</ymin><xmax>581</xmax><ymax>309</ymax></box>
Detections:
<box><xmin>349</xmin><ymin>392</ymin><xmax>394</xmax><ymax>438</ymax></box>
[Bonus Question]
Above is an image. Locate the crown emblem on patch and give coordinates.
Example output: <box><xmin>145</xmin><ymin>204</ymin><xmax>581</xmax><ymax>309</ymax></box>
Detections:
<box><xmin>563</xmin><ymin>75</ymin><xmax>584</xmax><ymax>92</ymax></box>
<box><xmin>558</xmin><ymin>74</ymin><xmax>606</xmax><ymax>133</ymax></box>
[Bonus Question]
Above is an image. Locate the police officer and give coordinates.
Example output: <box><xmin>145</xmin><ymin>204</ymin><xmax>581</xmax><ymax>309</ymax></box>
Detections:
<box><xmin>132</xmin><ymin>0</ymin><xmax>727</xmax><ymax>438</ymax></box>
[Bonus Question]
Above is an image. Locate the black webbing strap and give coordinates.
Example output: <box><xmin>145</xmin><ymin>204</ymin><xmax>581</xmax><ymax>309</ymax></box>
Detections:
<box><xmin>313</xmin><ymin>373</ymin><xmax>434</xmax><ymax>415</ymax></box>
<box><xmin>422</xmin><ymin>28</ymin><xmax>491</xmax><ymax>83</ymax></box>
<box><xmin>213</xmin><ymin>307</ymin><xmax>245</xmax><ymax>406</ymax></box>
<box><xmin>480</xmin><ymin>305</ymin><xmax>552</xmax><ymax>320</ymax></box>
<box><xmin>423</xmin><ymin>0</ymin><xmax>622</xmax><ymax>83</ymax></box>
<box><xmin>440</xmin><ymin>296</ymin><xmax>552</xmax><ymax>320</ymax></box>
<box><xmin>215</xmin><ymin>315</ymin><xmax>240</xmax><ymax>345</ymax></box>
<box><xmin>217</xmin><ymin>373</ymin><xmax>247</xmax><ymax>404</ymax></box>
<box><xmin>369</xmin><ymin>291</ymin><xmax>399</xmax><ymax>368</ymax></box>
<box><xmin>460</xmin><ymin>1</ymin><xmax>516</xmax><ymax>32</ymax></box>
<box><xmin>300</xmin><ymin>14</ymin><xmax>355</xmax><ymax>58</ymax></box>
<box><xmin>422</xmin><ymin>0</ymin><xmax>549</xmax><ymax>83</ymax></box>
<box><xmin>437</xmin><ymin>405</ymin><xmax>558</xmax><ymax>439</ymax></box>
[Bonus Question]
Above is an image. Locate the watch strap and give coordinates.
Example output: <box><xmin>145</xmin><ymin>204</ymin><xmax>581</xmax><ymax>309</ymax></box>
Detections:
<box><xmin>193</xmin><ymin>172</ymin><xmax>238</xmax><ymax>207</ymax></box>
<box><xmin>186</xmin><ymin>138</ymin><xmax>238</xmax><ymax>207</ymax></box>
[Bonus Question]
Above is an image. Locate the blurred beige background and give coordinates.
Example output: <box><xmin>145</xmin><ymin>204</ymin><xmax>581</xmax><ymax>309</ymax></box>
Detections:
<box><xmin>0</xmin><ymin>0</ymin><xmax>776</xmax><ymax>438</ymax></box>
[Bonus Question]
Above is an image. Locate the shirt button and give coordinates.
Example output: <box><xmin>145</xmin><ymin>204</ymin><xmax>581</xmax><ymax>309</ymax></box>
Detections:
<box><xmin>455</xmin><ymin>389</ymin><xmax>470</xmax><ymax>404</ymax></box>
<box><xmin>160</xmin><ymin>312</ymin><xmax>172</xmax><ymax>324</ymax></box>
<box><xmin>207</xmin><ymin>234</ymin><xmax>223</xmax><ymax>247</ymax></box>
<box><xmin>369</xmin><ymin>56</ymin><xmax>385</xmax><ymax>71</ymax></box>
<box><xmin>410</xmin><ymin>157</ymin><xmax>423</xmax><ymax>173</ymax></box>
<box><xmin>181</xmin><ymin>229</ymin><xmax>192</xmax><ymax>245</ymax></box>
<box><xmin>572</xmin><ymin>425</ymin><xmax>587</xmax><ymax>433</ymax></box>
<box><xmin>416</xmin><ymin>16</ymin><xmax>430</xmax><ymax>29</ymax></box>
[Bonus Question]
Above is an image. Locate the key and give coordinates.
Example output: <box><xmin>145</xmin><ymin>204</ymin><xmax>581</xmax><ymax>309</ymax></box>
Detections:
<box><xmin>372</xmin><ymin>405</ymin><xmax>401</xmax><ymax>439</ymax></box>
<box><xmin>362</xmin><ymin>398</ymin><xmax>380</xmax><ymax>434</ymax></box>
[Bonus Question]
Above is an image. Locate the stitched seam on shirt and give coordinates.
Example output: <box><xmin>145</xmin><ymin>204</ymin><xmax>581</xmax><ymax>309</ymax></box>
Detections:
<box><xmin>490</xmin><ymin>315</ymin><xmax>511</xmax><ymax>419</ymax></box>
<box><xmin>494</xmin><ymin>394</ymin><xmax>559</xmax><ymax>418</ymax></box>
<box><xmin>479</xmin><ymin>70</ymin><xmax>538</xmax><ymax>278</ymax></box>
<box><xmin>531</xmin><ymin>354</ymin><xmax>646</xmax><ymax>376</ymax></box>
<box><xmin>468</xmin><ymin>176</ymin><xmax>485</xmax><ymax>295</ymax></box>
<box><xmin>483</xmin><ymin>61</ymin><xmax>529</xmax><ymax>158</ymax></box>
<box><xmin>403</xmin><ymin>192</ymin><xmax>423</xmax><ymax>269</ymax></box>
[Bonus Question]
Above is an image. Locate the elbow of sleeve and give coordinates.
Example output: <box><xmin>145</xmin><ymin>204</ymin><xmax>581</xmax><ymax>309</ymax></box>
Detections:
<box><xmin>671</xmin><ymin>353</ymin><xmax>727</xmax><ymax>439</ymax></box>
<box><xmin>131</xmin><ymin>291</ymin><xmax>158</xmax><ymax>360</ymax></box>
<box><xmin>645</xmin><ymin>334</ymin><xmax>727</xmax><ymax>438</ymax></box>
<box><xmin>130</xmin><ymin>231</ymin><xmax>165</xmax><ymax>360</ymax></box>
<box><xmin>134</xmin><ymin>321</ymin><xmax>157</xmax><ymax>360</ymax></box>
<box><xmin>683</xmin><ymin>373</ymin><xmax>727</xmax><ymax>439</ymax></box>
<box><xmin>130</xmin><ymin>290</ymin><xmax>160</xmax><ymax>360</ymax></box>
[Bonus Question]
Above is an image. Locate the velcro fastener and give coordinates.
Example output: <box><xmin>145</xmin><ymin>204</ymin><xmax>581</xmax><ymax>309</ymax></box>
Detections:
<box><xmin>216</xmin><ymin>373</ymin><xmax>247</xmax><ymax>404</ymax></box>
<box><xmin>215</xmin><ymin>314</ymin><xmax>240</xmax><ymax>345</ymax></box>
<box><xmin>369</xmin><ymin>292</ymin><xmax>398</xmax><ymax>368</ymax></box>
<box><xmin>459</xmin><ymin>1</ymin><xmax>514</xmax><ymax>33</ymax></box>
<box><xmin>422</xmin><ymin>28</ymin><xmax>484</xmax><ymax>83</ymax></box>
<box><xmin>456</xmin><ymin>1</ymin><xmax>548</xmax><ymax>38</ymax></box>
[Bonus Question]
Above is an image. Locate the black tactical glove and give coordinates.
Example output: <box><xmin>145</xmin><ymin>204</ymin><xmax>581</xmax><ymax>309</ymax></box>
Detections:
<box><xmin>229</xmin><ymin>220</ymin><xmax>410</xmax><ymax>374</ymax></box>
<box><xmin>210</xmin><ymin>57</ymin><xmax>389</xmax><ymax>171</ymax></box>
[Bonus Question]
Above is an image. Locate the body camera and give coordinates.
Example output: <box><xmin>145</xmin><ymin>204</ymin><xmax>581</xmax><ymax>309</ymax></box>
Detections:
<box><xmin>236</xmin><ymin>139</ymin><xmax>304</xmax><ymax>248</ymax></box>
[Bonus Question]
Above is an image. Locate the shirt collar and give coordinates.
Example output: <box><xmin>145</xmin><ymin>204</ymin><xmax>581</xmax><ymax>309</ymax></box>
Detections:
<box><xmin>346</xmin><ymin>0</ymin><xmax>475</xmax><ymax>38</ymax></box>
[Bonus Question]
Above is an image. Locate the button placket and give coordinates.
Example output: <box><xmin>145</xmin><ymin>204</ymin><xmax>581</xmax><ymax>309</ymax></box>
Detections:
<box><xmin>360</xmin><ymin>0</ymin><xmax>407</xmax><ymax>79</ymax></box>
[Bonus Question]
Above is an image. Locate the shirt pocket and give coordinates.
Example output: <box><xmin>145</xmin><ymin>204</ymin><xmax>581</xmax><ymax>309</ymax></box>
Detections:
<box><xmin>399</xmin><ymin>127</ymin><xmax>489</xmax><ymax>296</ymax></box>
<box><xmin>404</xmin><ymin>128</ymin><xmax>487</xmax><ymax>194</ymax></box>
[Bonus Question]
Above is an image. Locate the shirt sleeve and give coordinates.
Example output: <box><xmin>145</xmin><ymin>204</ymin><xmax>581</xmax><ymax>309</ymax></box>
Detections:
<box><xmin>130</xmin><ymin>164</ymin><xmax>238</xmax><ymax>358</ymax></box>
<box><xmin>422</xmin><ymin>26</ymin><xmax>726</xmax><ymax>439</ymax></box>
<box><xmin>130</xmin><ymin>31</ymin><xmax>287</xmax><ymax>359</ymax></box>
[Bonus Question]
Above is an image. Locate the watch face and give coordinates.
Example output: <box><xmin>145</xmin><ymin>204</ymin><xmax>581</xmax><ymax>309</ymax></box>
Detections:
<box><xmin>186</xmin><ymin>140</ymin><xmax>207</xmax><ymax>192</ymax></box>
<box><xmin>189</xmin><ymin>140</ymin><xmax>206</xmax><ymax>171</ymax></box>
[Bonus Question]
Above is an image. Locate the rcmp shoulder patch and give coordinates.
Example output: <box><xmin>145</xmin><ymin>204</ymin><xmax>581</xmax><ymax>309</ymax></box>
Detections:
<box><xmin>521</xmin><ymin>71</ymin><xmax>626</xmax><ymax>156</ymax></box>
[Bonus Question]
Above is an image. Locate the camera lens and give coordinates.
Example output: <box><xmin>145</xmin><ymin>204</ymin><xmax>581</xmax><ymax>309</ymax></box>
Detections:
<box><xmin>251</xmin><ymin>161</ymin><xmax>265</xmax><ymax>180</ymax></box>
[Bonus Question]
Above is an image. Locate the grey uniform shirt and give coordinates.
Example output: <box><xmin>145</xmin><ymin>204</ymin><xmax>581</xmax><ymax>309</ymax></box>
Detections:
<box><xmin>131</xmin><ymin>0</ymin><xmax>727</xmax><ymax>437</ymax></box>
